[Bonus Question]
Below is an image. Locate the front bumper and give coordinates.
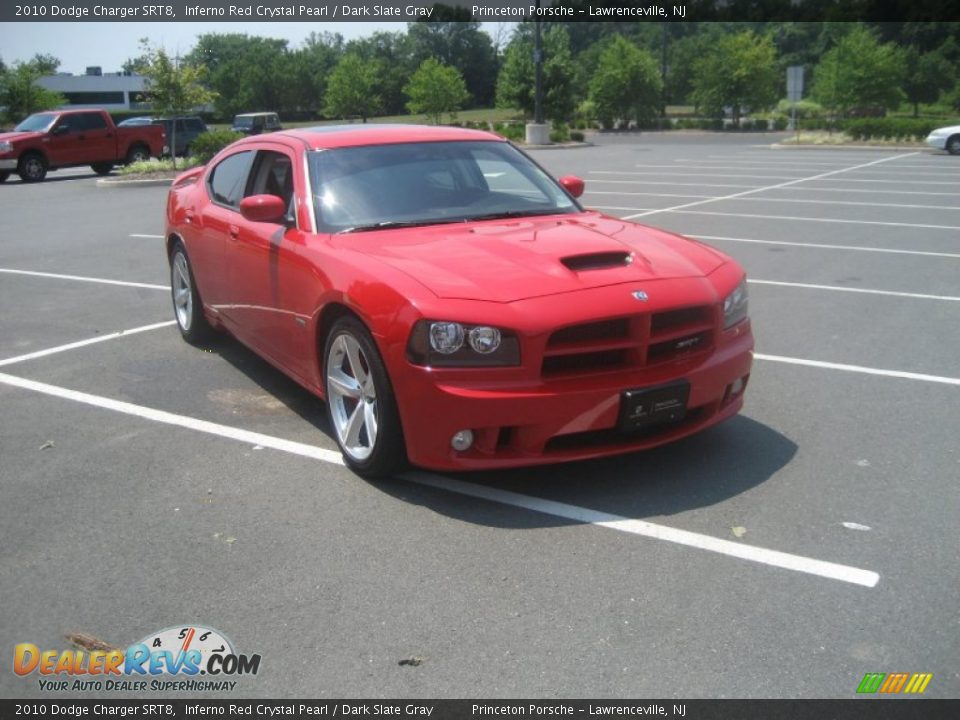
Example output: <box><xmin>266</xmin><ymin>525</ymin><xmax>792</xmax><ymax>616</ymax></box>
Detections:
<box><xmin>925</xmin><ymin>135</ymin><xmax>947</xmax><ymax>150</ymax></box>
<box><xmin>0</xmin><ymin>158</ymin><xmax>17</xmax><ymax>170</ymax></box>
<box><xmin>395</xmin><ymin>321</ymin><xmax>753</xmax><ymax>471</ymax></box>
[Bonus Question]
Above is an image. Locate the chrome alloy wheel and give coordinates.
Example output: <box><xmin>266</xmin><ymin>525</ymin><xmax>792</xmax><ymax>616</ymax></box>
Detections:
<box><xmin>172</xmin><ymin>251</ymin><xmax>194</xmax><ymax>332</ymax></box>
<box><xmin>326</xmin><ymin>333</ymin><xmax>378</xmax><ymax>462</ymax></box>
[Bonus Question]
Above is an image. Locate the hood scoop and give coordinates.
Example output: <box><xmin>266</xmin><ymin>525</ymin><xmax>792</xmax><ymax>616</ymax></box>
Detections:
<box><xmin>561</xmin><ymin>251</ymin><xmax>633</xmax><ymax>272</ymax></box>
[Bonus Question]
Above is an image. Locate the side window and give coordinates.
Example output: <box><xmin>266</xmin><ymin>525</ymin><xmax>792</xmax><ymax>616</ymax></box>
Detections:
<box><xmin>79</xmin><ymin>113</ymin><xmax>108</xmax><ymax>131</ymax></box>
<box><xmin>55</xmin><ymin>115</ymin><xmax>79</xmax><ymax>133</ymax></box>
<box><xmin>185</xmin><ymin>119</ymin><xmax>205</xmax><ymax>132</ymax></box>
<box><xmin>207</xmin><ymin>151</ymin><xmax>254</xmax><ymax>208</ymax></box>
<box><xmin>247</xmin><ymin>150</ymin><xmax>295</xmax><ymax>222</ymax></box>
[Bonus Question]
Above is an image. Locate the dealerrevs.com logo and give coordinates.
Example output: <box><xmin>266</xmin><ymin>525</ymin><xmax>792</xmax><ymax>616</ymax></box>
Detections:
<box><xmin>14</xmin><ymin>625</ymin><xmax>261</xmax><ymax>692</ymax></box>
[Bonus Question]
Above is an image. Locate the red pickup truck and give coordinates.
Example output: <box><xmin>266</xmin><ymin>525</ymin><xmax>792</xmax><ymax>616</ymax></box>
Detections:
<box><xmin>0</xmin><ymin>108</ymin><xmax>166</xmax><ymax>183</ymax></box>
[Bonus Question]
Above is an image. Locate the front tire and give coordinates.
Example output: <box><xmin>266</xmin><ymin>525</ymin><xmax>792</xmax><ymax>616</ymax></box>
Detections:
<box><xmin>18</xmin><ymin>153</ymin><xmax>47</xmax><ymax>182</ymax></box>
<box><xmin>169</xmin><ymin>242</ymin><xmax>212</xmax><ymax>345</ymax></box>
<box><xmin>0</xmin><ymin>171</ymin><xmax>9</xmax><ymax>183</ymax></box>
<box><xmin>324</xmin><ymin>317</ymin><xmax>406</xmax><ymax>478</ymax></box>
<box><xmin>947</xmin><ymin>135</ymin><xmax>960</xmax><ymax>156</ymax></box>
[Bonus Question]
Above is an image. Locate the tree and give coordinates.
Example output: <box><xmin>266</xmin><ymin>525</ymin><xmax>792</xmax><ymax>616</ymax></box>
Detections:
<box><xmin>691</xmin><ymin>30</ymin><xmax>779</xmax><ymax>127</ymax></box>
<box><xmin>812</xmin><ymin>25</ymin><xmax>906</xmax><ymax>120</ymax></box>
<box><xmin>185</xmin><ymin>34</ymin><xmax>289</xmax><ymax>118</ymax></box>
<box><xmin>404</xmin><ymin>58</ymin><xmax>468</xmax><ymax>125</ymax></box>
<box><xmin>346</xmin><ymin>31</ymin><xmax>414</xmax><ymax>116</ymax></box>
<box><xmin>902</xmin><ymin>45</ymin><xmax>955</xmax><ymax>117</ymax></box>
<box><xmin>589</xmin><ymin>36</ymin><xmax>662</xmax><ymax>129</ymax></box>
<box><xmin>0</xmin><ymin>58</ymin><xmax>65</xmax><ymax>124</ymax></box>
<box><xmin>496</xmin><ymin>26</ymin><xmax>576</xmax><ymax>123</ymax></box>
<box><xmin>137</xmin><ymin>41</ymin><xmax>216</xmax><ymax>167</ymax></box>
<box><xmin>324</xmin><ymin>54</ymin><xmax>384</xmax><ymax>122</ymax></box>
<box><xmin>407</xmin><ymin>21</ymin><xmax>498</xmax><ymax>107</ymax></box>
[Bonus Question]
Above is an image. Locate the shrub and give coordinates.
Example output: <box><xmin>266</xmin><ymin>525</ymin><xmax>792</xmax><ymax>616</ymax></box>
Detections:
<box><xmin>497</xmin><ymin>123</ymin><xmax>525</xmax><ymax>142</ymax></box>
<box><xmin>845</xmin><ymin>117</ymin><xmax>942</xmax><ymax>141</ymax></box>
<box><xmin>570</xmin><ymin>131</ymin><xmax>585</xmax><ymax>142</ymax></box>
<box><xmin>190</xmin><ymin>130</ymin><xmax>244</xmax><ymax>163</ymax></box>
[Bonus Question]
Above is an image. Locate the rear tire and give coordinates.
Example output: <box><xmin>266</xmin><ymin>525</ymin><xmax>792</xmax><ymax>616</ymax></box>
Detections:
<box><xmin>324</xmin><ymin>316</ymin><xmax>407</xmax><ymax>479</ymax></box>
<box><xmin>91</xmin><ymin>162</ymin><xmax>113</xmax><ymax>175</ymax></box>
<box><xmin>169</xmin><ymin>241</ymin><xmax>212</xmax><ymax>345</ymax></box>
<box><xmin>126</xmin><ymin>145</ymin><xmax>150</xmax><ymax>165</ymax></box>
<box><xmin>0</xmin><ymin>171</ymin><xmax>9</xmax><ymax>183</ymax></box>
<box><xmin>18</xmin><ymin>153</ymin><xmax>47</xmax><ymax>182</ymax></box>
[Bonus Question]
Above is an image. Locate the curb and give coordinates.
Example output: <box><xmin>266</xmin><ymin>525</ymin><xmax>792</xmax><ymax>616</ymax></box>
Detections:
<box><xmin>97</xmin><ymin>176</ymin><xmax>176</xmax><ymax>188</ymax></box>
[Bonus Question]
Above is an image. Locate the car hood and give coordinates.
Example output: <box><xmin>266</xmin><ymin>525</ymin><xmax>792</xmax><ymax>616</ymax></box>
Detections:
<box><xmin>0</xmin><ymin>131</ymin><xmax>43</xmax><ymax>145</ymax></box>
<box><xmin>337</xmin><ymin>212</ymin><xmax>729</xmax><ymax>302</ymax></box>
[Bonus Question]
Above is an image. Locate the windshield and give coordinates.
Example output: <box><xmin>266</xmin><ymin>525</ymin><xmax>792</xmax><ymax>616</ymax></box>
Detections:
<box><xmin>307</xmin><ymin>140</ymin><xmax>580</xmax><ymax>234</ymax></box>
<box><xmin>15</xmin><ymin>113</ymin><xmax>58</xmax><ymax>132</ymax></box>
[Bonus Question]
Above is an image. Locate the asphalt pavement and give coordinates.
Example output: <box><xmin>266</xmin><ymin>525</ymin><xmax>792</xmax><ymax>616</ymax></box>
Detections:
<box><xmin>0</xmin><ymin>134</ymin><xmax>957</xmax><ymax>699</ymax></box>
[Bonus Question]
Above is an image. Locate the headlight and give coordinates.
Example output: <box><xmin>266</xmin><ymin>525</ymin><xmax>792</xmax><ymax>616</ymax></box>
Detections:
<box><xmin>722</xmin><ymin>278</ymin><xmax>749</xmax><ymax>329</ymax></box>
<box><xmin>408</xmin><ymin>321</ymin><xmax>520</xmax><ymax>367</ymax></box>
<box><xmin>0</xmin><ymin>141</ymin><xmax>13</xmax><ymax>153</ymax></box>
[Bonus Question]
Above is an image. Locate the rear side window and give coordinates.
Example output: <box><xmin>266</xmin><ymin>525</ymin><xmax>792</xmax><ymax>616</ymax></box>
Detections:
<box><xmin>78</xmin><ymin>113</ymin><xmax>108</xmax><ymax>130</ymax></box>
<box><xmin>185</xmin><ymin>119</ymin><xmax>206</xmax><ymax>132</ymax></box>
<box><xmin>208</xmin><ymin>151</ymin><xmax>254</xmax><ymax>208</ymax></box>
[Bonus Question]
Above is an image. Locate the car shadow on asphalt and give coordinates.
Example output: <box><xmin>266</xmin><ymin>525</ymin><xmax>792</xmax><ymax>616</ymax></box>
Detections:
<box><xmin>195</xmin><ymin>333</ymin><xmax>333</xmax><ymax>434</ymax></box>
<box><xmin>380</xmin><ymin>416</ymin><xmax>797</xmax><ymax>529</ymax></box>
<box><xmin>194</xmin><ymin>333</ymin><xmax>796</xmax><ymax>529</ymax></box>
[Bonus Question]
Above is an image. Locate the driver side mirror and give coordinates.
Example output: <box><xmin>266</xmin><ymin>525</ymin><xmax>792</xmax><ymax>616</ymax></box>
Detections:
<box><xmin>239</xmin><ymin>195</ymin><xmax>288</xmax><ymax>224</ymax></box>
<box><xmin>51</xmin><ymin>125</ymin><xmax>70</xmax><ymax>136</ymax></box>
<box><xmin>559</xmin><ymin>175</ymin><xmax>585</xmax><ymax>198</ymax></box>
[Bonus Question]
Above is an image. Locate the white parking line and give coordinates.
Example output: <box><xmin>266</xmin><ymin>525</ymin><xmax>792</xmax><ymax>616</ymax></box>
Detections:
<box><xmin>748</xmin><ymin>279</ymin><xmax>960</xmax><ymax>302</ymax></box>
<box><xmin>621</xmin><ymin>152</ymin><xmax>919</xmax><ymax>221</ymax></box>
<box><xmin>131</xmin><ymin>234</ymin><xmax>164</xmax><ymax>239</ymax></box>
<box><xmin>755</xmin><ymin>355</ymin><xmax>960</xmax><ymax>386</ymax></box>
<box><xmin>596</xmin><ymin>206</ymin><xmax>960</xmax><ymax>231</ymax></box>
<box><xmin>0</xmin><ymin>321</ymin><xmax>176</xmax><ymax>368</ymax></box>
<box><xmin>589</xmin><ymin>178</ymin><xmax>760</xmax><ymax>190</ymax></box>
<box><xmin>0</xmin><ymin>371</ymin><xmax>346</xmax><ymax>464</ymax></box>
<box><xmin>586</xmin><ymin>193</ymin><xmax>960</xmax><ymax>211</ymax></box>
<box><xmin>0</xmin><ymin>370</ymin><xmax>879</xmax><ymax>588</ymax></box>
<box><xmin>0</xmin><ymin>267</ymin><xmax>169</xmax><ymax>291</ymax></box>
<box><xmin>405</xmin><ymin>472</ymin><xmax>879</xmax><ymax>588</ymax></box>
<box><xmin>690</xmin><ymin>234</ymin><xmax>960</xmax><ymax>260</ymax></box>
<box><xmin>589</xmin><ymin>178</ymin><xmax>960</xmax><ymax>197</ymax></box>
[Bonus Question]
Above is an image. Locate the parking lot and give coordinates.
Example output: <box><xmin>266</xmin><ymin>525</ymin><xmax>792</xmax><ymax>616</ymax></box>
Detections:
<box><xmin>1</xmin><ymin>133</ymin><xmax>957</xmax><ymax>699</ymax></box>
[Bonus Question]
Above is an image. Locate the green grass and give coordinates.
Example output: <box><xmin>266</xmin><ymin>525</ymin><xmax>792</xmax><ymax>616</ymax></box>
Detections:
<box><xmin>118</xmin><ymin>157</ymin><xmax>202</xmax><ymax>175</ymax></box>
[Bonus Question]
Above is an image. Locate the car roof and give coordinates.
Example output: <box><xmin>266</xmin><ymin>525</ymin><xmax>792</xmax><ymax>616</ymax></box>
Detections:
<box><xmin>234</xmin><ymin>112</ymin><xmax>277</xmax><ymax>118</ymax></box>
<box><xmin>236</xmin><ymin>124</ymin><xmax>504</xmax><ymax>150</ymax></box>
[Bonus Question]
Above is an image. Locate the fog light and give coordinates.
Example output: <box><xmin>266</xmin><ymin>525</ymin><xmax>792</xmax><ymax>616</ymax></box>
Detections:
<box><xmin>730</xmin><ymin>377</ymin><xmax>745</xmax><ymax>396</ymax></box>
<box><xmin>451</xmin><ymin>429</ymin><xmax>474</xmax><ymax>452</ymax></box>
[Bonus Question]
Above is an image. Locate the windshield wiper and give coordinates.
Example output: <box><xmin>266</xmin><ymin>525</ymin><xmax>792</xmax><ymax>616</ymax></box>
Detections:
<box><xmin>462</xmin><ymin>209</ymin><xmax>553</xmax><ymax>222</ymax></box>
<box><xmin>337</xmin><ymin>218</ymin><xmax>464</xmax><ymax>234</ymax></box>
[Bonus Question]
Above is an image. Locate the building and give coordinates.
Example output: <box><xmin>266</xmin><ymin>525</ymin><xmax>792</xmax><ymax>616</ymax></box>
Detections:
<box><xmin>36</xmin><ymin>68</ymin><xmax>150</xmax><ymax>112</ymax></box>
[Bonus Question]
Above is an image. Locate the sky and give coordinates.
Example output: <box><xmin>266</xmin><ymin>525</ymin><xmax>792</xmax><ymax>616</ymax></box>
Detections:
<box><xmin>0</xmin><ymin>22</ymin><xmax>516</xmax><ymax>75</ymax></box>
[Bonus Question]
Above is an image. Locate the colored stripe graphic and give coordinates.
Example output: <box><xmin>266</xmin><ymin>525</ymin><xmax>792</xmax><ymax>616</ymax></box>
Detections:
<box><xmin>857</xmin><ymin>672</ymin><xmax>933</xmax><ymax>694</ymax></box>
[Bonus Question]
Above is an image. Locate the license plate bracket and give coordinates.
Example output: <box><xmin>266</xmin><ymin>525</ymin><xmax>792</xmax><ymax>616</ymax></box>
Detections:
<box><xmin>618</xmin><ymin>381</ymin><xmax>690</xmax><ymax>433</ymax></box>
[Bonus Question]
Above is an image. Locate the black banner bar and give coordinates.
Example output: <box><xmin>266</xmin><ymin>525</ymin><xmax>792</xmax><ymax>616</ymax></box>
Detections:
<box><xmin>1</xmin><ymin>700</ymin><xmax>959</xmax><ymax>720</ymax></box>
<box><xmin>2</xmin><ymin>1</ymin><xmax>959</xmax><ymax>23</ymax></box>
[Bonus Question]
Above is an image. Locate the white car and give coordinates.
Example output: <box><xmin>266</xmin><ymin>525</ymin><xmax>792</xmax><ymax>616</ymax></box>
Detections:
<box><xmin>925</xmin><ymin>124</ymin><xmax>960</xmax><ymax>155</ymax></box>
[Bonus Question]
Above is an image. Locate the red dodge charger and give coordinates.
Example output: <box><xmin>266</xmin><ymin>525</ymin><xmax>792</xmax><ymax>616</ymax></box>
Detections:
<box><xmin>165</xmin><ymin>125</ymin><xmax>753</xmax><ymax>477</ymax></box>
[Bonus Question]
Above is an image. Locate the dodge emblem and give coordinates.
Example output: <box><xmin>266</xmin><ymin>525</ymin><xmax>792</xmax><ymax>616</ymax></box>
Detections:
<box><xmin>632</xmin><ymin>290</ymin><xmax>649</xmax><ymax>302</ymax></box>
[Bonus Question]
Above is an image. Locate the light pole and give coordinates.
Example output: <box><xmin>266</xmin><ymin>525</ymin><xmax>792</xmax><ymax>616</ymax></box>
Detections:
<box><xmin>525</xmin><ymin>0</ymin><xmax>550</xmax><ymax>145</ymax></box>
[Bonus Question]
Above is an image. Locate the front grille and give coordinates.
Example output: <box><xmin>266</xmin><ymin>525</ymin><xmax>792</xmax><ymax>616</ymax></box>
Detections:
<box><xmin>540</xmin><ymin>306</ymin><xmax>714</xmax><ymax>378</ymax></box>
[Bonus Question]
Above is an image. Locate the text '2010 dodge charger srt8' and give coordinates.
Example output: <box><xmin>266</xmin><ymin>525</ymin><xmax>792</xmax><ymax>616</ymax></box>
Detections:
<box><xmin>165</xmin><ymin>125</ymin><xmax>753</xmax><ymax>477</ymax></box>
